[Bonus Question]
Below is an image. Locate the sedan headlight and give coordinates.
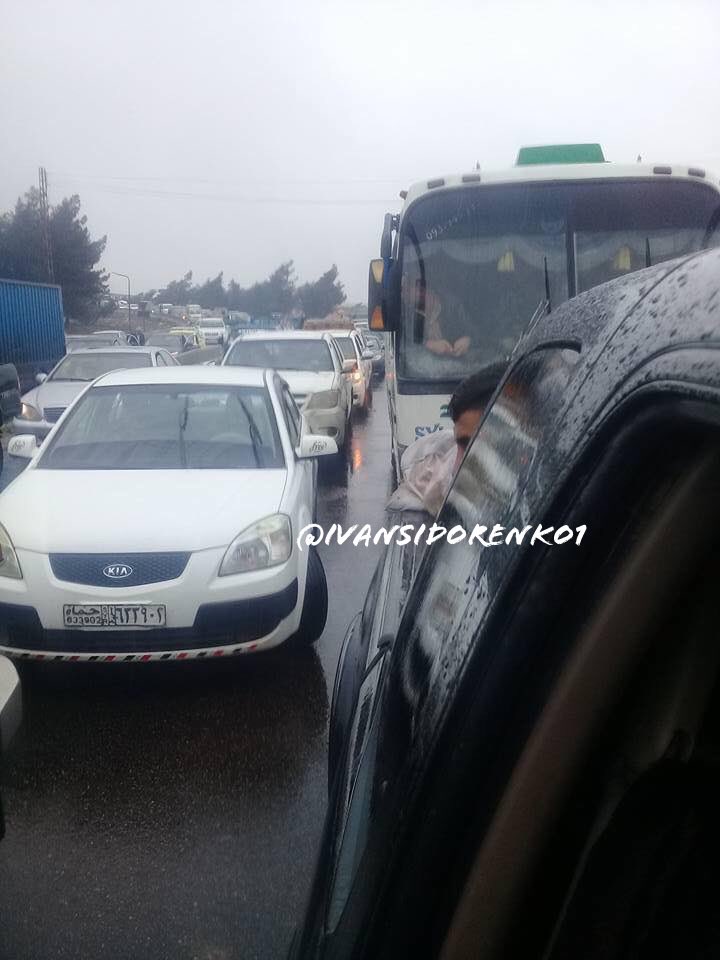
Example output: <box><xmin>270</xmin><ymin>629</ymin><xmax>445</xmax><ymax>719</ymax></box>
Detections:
<box><xmin>304</xmin><ymin>389</ymin><xmax>340</xmax><ymax>410</ymax></box>
<box><xmin>0</xmin><ymin>524</ymin><xmax>22</xmax><ymax>580</ymax></box>
<box><xmin>20</xmin><ymin>402</ymin><xmax>41</xmax><ymax>422</ymax></box>
<box><xmin>219</xmin><ymin>515</ymin><xmax>292</xmax><ymax>576</ymax></box>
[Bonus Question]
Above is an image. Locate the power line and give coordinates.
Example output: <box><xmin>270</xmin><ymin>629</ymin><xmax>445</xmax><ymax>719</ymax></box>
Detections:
<box><xmin>49</xmin><ymin>170</ymin><xmax>406</xmax><ymax>186</ymax></box>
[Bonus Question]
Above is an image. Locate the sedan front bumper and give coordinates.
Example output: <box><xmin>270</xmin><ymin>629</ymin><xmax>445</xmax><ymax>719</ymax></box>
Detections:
<box><xmin>0</xmin><ymin>545</ymin><xmax>305</xmax><ymax>661</ymax></box>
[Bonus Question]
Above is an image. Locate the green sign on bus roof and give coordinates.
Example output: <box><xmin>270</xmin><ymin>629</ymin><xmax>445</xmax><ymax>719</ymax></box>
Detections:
<box><xmin>516</xmin><ymin>143</ymin><xmax>606</xmax><ymax>166</ymax></box>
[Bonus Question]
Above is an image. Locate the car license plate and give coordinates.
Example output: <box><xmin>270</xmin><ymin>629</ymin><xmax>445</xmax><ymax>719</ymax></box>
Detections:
<box><xmin>63</xmin><ymin>604</ymin><xmax>166</xmax><ymax>628</ymax></box>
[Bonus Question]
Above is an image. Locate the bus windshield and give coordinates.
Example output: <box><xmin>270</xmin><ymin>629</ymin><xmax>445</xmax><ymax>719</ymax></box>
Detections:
<box><xmin>399</xmin><ymin>179</ymin><xmax>720</xmax><ymax>382</ymax></box>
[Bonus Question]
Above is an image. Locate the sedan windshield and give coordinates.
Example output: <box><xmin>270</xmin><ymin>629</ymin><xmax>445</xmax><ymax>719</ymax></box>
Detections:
<box><xmin>50</xmin><ymin>352</ymin><xmax>152</xmax><ymax>381</ymax></box>
<box><xmin>225</xmin><ymin>339</ymin><xmax>334</xmax><ymax>372</ymax></box>
<box><xmin>39</xmin><ymin>385</ymin><xmax>284</xmax><ymax>470</ymax></box>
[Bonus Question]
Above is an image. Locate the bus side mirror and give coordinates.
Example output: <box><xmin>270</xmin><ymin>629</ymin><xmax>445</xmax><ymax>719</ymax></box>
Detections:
<box><xmin>369</xmin><ymin>259</ymin><xmax>394</xmax><ymax>332</ymax></box>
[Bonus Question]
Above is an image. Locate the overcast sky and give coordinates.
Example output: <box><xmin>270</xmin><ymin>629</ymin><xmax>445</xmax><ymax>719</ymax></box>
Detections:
<box><xmin>2</xmin><ymin>0</ymin><xmax>719</xmax><ymax>302</ymax></box>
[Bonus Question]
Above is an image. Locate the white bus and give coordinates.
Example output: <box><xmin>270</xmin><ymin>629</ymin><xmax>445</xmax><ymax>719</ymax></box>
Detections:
<box><xmin>368</xmin><ymin>144</ymin><xmax>720</xmax><ymax>474</ymax></box>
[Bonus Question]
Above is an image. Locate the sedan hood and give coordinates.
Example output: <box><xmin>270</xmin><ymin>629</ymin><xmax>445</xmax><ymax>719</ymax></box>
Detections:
<box><xmin>0</xmin><ymin>469</ymin><xmax>288</xmax><ymax>553</ymax></box>
<box><xmin>278</xmin><ymin>371</ymin><xmax>336</xmax><ymax>397</ymax></box>
<box><xmin>23</xmin><ymin>380</ymin><xmax>89</xmax><ymax>416</ymax></box>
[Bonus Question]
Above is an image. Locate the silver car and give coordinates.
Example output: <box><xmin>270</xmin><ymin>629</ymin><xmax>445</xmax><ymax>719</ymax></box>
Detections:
<box><xmin>13</xmin><ymin>346</ymin><xmax>178</xmax><ymax>438</ymax></box>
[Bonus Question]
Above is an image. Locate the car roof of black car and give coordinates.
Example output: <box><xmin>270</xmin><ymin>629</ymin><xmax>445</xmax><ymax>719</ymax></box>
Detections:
<box><xmin>300</xmin><ymin>246</ymin><xmax>720</xmax><ymax>958</ymax></box>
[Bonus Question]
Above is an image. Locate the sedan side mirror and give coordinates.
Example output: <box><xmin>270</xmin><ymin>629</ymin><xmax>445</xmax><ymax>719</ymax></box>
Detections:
<box><xmin>342</xmin><ymin>359</ymin><xmax>357</xmax><ymax>374</ymax></box>
<box><xmin>361</xmin><ymin>350</ymin><xmax>374</xmax><ymax>361</ymax></box>
<box><xmin>296</xmin><ymin>433</ymin><xmax>339</xmax><ymax>459</ymax></box>
<box><xmin>8</xmin><ymin>435</ymin><xmax>38</xmax><ymax>460</ymax></box>
<box><xmin>35</xmin><ymin>372</ymin><xmax>47</xmax><ymax>385</ymax></box>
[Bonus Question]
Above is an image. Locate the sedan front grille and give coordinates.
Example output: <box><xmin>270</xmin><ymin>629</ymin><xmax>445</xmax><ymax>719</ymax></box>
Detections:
<box><xmin>43</xmin><ymin>406</ymin><xmax>66</xmax><ymax>423</ymax></box>
<box><xmin>50</xmin><ymin>552</ymin><xmax>191</xmax><ymax>588</ymax></box>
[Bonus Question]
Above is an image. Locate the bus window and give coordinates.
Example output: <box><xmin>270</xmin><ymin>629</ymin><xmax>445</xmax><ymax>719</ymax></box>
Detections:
<box><xmin>398</xmin><ymin>180</ymin><xmax>720</xmax><ymax>383</ymax></box>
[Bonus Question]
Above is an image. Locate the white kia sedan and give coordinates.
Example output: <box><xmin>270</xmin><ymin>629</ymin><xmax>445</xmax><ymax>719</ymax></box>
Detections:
<box><xmin>14</xmin><ymin>346</ymin><xmax>178</xmax><ymax>439</ymax></box>
<box><xmin>0</xmin><ymin>366</ymin><xmax>336</xmax><ymax>662</ymax></box>
<box><xmin>313</xmin><ymin>329</ymin><xmax>373</xmax><ymax>412</ymax></box>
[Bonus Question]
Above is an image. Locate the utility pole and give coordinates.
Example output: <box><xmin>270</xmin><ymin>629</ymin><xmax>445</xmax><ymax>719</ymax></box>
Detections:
<box><xmin>38</xmin><ymin>166</ymin><xmax>55</xmax><ymax>284</ymax></box>
<box><xmin>109</xmin><ymin>271</ymin><xmax>132</xmax><ymax>334</ymax></box>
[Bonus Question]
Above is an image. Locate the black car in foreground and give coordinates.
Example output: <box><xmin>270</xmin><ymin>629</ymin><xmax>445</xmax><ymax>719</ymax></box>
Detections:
<box><xmin>293</xmin><ymin>246</ymin><xmax>720</xmax><ymax>960</ymax></box>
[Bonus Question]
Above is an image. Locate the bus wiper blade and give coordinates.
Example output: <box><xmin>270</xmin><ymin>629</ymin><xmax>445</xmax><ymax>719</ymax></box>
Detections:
<box><xmin>645</xmin><ymin>237</ymin><xmax>652</xmax><ymax>268</ymax></box>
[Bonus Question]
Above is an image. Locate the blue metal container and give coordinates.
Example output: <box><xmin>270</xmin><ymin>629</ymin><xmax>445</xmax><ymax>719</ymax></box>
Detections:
<box><xmin>0</xmin><ymin>278</ymin><xmax>65</xmax><ymax>390</ymax></box>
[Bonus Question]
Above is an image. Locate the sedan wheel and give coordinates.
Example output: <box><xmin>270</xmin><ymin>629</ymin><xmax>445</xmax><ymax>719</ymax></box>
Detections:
<box><xmin>289</xmin><ymin>548</ymin><xmax>328</xmax><ymax>647</ymax></box>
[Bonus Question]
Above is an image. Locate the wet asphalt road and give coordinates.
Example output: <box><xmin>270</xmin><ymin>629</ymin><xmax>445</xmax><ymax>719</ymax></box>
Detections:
<box><xmin>0</xmin><ymin>385</ymin><xmax>393</xmax><ymax>960</ymax></box>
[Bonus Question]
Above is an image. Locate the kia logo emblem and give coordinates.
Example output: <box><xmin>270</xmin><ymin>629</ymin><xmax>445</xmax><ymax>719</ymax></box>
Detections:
<box><xmin>103</xmin><ymin>564</ymin><xmax>133</xmax><ymax>580</ymax></box>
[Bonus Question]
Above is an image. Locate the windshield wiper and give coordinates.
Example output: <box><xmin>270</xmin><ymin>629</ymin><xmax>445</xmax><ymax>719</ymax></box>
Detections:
<box><xmin>178</xmin><ymin>396</ymin><xmax>189</xmax><ymax>468</ymax></box>
<box><xmin>238</xmin><ymin>398</ymin><xmax>262</xmax><ymax>468</ymax></box>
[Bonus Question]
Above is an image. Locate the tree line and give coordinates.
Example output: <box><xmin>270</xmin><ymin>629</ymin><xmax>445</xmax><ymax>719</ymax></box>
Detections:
<box><xmin>0</xmin><ymin>186</ymin><xmax>346</xmax><ymax>323</ymax></box>
<box><xmin>143</xmin><ymin>261</ymin><xmax>345</xmax><ymax>320</ymax></box>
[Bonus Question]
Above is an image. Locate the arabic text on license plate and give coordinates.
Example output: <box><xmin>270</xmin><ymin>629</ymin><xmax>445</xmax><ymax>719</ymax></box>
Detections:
<box><xmin>63</xmin><ymin>604</ymin><xmax>166</xmax><ymax>628</ymax></box>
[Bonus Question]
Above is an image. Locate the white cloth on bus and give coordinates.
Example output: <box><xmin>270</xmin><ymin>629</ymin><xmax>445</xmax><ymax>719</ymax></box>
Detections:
<box><xmin>386</xmin><ymin>429</ymin><xmax>456</xmax><ymax>516</ymax></box>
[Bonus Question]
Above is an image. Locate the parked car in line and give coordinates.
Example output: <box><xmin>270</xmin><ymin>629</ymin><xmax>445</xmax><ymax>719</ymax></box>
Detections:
<box><xmin>1</xmin><ymin>366</ymin><xmax>337</xmax><ymax>662</ymax></box>
<box><xmin>195</xmin><ymin>316</ymin><xmax>226</xmax><ymax>347</ymax></box>
<box><xmin>0</xmin><ymin>363</ymin><xmax>22</xmax><ymax>480</ymax></box>
<box><xmin>66</xmin><ymin>333</ymin><xmax>122</xmax><ymax>351</ymax></box>
<box><xmin>223</xmin><ymin>331</ymin><xmax>353</xmax><ymax>454</ymax></box>
<box><xmin>0</xmin><ymin>365</ymin><xmax>21</xmax><ymax>426</ymax></box>
<box><xmin>320</xmin><ymin>329</ymin><xmax>373</xmax><ymax>412</ymax></box>
<box><xmin>145</xmin><ymin>331</ymin><xmax>196</xmax><ymax>358</ymax></box>
<box><xmin>293</xmin><ymin>247</ymin><xmax>720</xmax><ymax>959</ymax></box>
<box><xmin>93</xmin><ymin>329</ymin><xmax>140</xmax><ymax>346</ymax></box>
<box><xmin>13</xmin><ymin>346</ymin><xmax>178</xmax><ymax>438</ymax></box>
<box><xmin>168</xmin><ymin>327</ymin><xmax>201</xmax><ymax>349</ymax></box>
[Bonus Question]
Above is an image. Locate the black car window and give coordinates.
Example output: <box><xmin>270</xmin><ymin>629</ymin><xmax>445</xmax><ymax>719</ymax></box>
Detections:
<box><xmin>399</xmin><ymin>347</ymin><xmax>582</xmax><ymax>740</ymax></box>
<box><xmin>323</xmin><ymin>345</ymin><xmax>581</xmax><ymax>932</ymax></box>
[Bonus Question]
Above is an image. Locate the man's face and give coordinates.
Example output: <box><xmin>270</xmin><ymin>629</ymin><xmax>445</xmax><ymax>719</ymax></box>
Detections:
<box><xmin>453</xmin><ymin>406</ymin><xmax>484</xmax><ymax>471</ymax></box>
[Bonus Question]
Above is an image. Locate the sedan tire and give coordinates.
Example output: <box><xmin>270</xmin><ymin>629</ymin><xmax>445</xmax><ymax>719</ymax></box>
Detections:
<box><xmin>290</xmin><ymin>548</ymin><xmax>328</xmax><ymax>647</ymax></box>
